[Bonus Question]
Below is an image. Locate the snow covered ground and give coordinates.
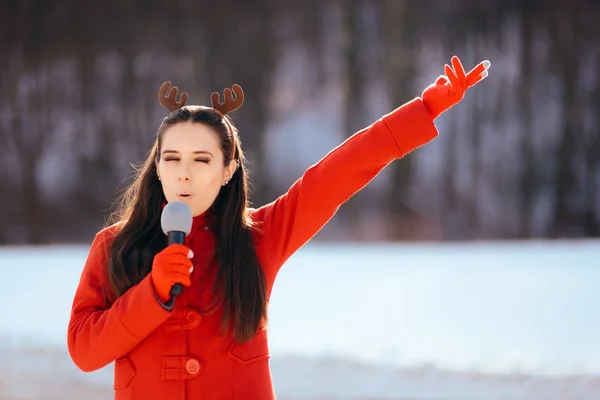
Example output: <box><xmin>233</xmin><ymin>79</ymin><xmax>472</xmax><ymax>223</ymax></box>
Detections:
<box><xmin>1</xmin><ymin>240</ymin><xmax>599</xmax><ymax>399</ymax></box>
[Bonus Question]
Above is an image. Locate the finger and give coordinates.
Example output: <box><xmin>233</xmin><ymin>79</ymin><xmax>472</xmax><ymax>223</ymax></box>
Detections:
<box><xmin>157</xmin><ymin>254</ymin><xmax>193</xmax><ymax>268</ymax></box>
<box><xmin>164</xmin><ymin>244</ymin><xmax>194</xmax><ymax>258</ymax></box>
<box><xmin>173</xmin><ymin>262</ymin><xmax>195</xmax><ymax>274</ymax></box>
<box><xmin>435</xmin><ymin>75</ymin><xmax>449</xmax><ymax>85</ymax></box>
<box><xmin>451</xmin><ymin>56</ymin><xmax>467</xmax><ymax>91</ymax></box>
<box><xmin>169</xmin><ymin>272</ymin><xmax>192</xmax><ymax>287</ymax></box>
<box><xmin>172</xmin><ymin>258</ymin><xmax>193</xmax><ymax>272</ymax></box>
<box><xmin>444</xmin><ymin>64</ymin><xmax>461</xmax><ymax>95</ymax></box>
<box><xmin>169</xmin><ymin>263</ymin><xmax>193</xmax><ymax>277</ymax></box>
<box><xmin>466</xmin><ymin>60</ymin><xmax>491</xmax><ymax>87</ymax></box>
<box><xmin>467</xmin><ymin>70</ymin><xmax>489</xmax><ymax>86</ymax></box>
<box><xmin>160</xmin><ymin>262</ymin><xmax>192</xmax><ymax>276</ymax></box>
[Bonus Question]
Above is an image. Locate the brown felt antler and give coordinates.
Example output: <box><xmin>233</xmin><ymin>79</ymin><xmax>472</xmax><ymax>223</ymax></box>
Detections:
<box><xmin>211</xmin><ymin>84</ymin><xmax>244</xmax><ymax>116</ymax></box>
<box><xmin>158</xmin><ymin>81</ymin><xmax>188</xmax><ymax>112</ymax></box>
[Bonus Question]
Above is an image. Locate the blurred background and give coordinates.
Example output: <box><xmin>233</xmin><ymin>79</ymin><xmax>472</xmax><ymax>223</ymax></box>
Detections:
<box><xmin>1</xmin><ymin>1</ymin><xmax>599</xmax><ymax>399</ymax></box>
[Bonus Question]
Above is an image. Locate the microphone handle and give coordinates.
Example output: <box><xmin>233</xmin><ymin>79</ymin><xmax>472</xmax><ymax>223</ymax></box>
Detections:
<box><xmin>167</xmin><ymin>231</ymin><xmax>186</xmax><ymax>297</ymax></box>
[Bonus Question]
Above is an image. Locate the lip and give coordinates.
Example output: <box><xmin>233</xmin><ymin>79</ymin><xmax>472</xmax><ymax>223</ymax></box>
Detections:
<box><xmin>177</xmin><ymin>193</ymin><xmax>193</xmax><ymax>200</ymax></box>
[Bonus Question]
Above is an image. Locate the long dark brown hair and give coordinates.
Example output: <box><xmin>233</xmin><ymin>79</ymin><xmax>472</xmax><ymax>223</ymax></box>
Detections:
<box><xmin>104</xmin><ymin>105</ymin><xmax>267</xmax><ymax>344</ymax></box>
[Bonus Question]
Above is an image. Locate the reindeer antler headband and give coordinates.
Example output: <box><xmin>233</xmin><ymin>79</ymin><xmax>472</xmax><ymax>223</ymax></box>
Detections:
<box><xmin>157</xmin><ymin>81</ymin><xmax>244</xmax><ymax>116</ymax></box>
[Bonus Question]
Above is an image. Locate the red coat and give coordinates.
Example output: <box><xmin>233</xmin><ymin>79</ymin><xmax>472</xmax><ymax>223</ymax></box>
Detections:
<box><xmin>67</xmin><ymin>98</ymin><xmax>438</xmax><ymax>399</ymax></box>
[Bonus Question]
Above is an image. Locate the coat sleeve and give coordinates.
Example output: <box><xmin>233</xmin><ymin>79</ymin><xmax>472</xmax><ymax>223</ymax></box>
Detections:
<box><xmin>251</xmin><ymin>97</ymin><xmax>439</xmax><ymax>271</ymax></box>
<box><xmin>67</xmin><ymin>225</ymin><xmax>174</xmax><ymax>372</ymax></box>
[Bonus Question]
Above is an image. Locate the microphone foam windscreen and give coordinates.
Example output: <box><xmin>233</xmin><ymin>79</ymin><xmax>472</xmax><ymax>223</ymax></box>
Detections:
<box><xmin>161</xmin><ymin>201</ymin><xmax>193</xmax><ymax>235</ymax></box>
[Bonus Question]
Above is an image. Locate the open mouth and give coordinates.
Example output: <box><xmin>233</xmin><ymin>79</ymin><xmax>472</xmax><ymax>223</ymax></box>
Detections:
<box><xmin>178</xmin><ymin>193</ymin><xmax>192</xmax><ymax>199</ymax></box>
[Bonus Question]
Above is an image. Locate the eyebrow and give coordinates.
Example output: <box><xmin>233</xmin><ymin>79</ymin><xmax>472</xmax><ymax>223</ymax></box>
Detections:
<box><xmin>162</xmin><ymin>150</ymin><xmax>214</xmax><ymax>157</ymax></box>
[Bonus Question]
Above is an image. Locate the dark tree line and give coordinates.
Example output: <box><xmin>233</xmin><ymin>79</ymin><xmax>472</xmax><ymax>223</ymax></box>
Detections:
<box><xmin>0</xmin><ymin>0</ymin><xmax>598</xmax><ymax>244</ymax></box>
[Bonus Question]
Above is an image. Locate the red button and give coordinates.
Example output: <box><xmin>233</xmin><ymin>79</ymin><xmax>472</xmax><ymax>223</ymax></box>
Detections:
<box><xmin>186</xmin><ymin>359</ymin><xmax>201</xmax><ymax>375</ymax></box>
<box><xmin>186</xmin><ymin>311</ymin><xmax>200</xmax><ymax>326</ymax></box>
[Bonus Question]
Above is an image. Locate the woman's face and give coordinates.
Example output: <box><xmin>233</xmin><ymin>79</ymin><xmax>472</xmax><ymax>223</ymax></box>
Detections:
<box><xmin>156</xmin><ymin>122</ymin><xmax>236</xmax><ymax>217</ymax></box>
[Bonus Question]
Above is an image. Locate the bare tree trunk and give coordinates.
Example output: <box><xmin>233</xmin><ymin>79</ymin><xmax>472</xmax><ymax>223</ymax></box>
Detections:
<box><xmin>379</xmin><ymin>0</ymin><xmax>419</xmax><ymax>240</ymax></box>
<box><xmin>202</xmin><ymin>1</ymin><xmax>279</xmax><ymax>208</ymax></box>
<box><xmin>12</xmin><ymin>0</ymin><xmax>49</xmax><ymax>243</ymax></box>
<box><xmin>518</xmin><ymin>9</ymin><xmax>535</xmax><ymax>238</ymax></box>
<box><xmin>442</xmin><ymin>111</ymin><xmax>459</xmax><ymax>239</ymax></box>
<box><xmin>550</xmin><ymin>4</ymin><xmax>582</xmax><ymax>237</ymax></box>
<box><xmin>467</xmin><ymin>88</ymin><xmax>482</xmax><ymax>238</ymax></box>
<box><xmin>73</xmin><ymin>12</ymin><xmax>107</xmax><ymax>222</ymax></box>
<box><xmin>338</xmin><ymin>0</ymin><xmax>366</xmax><ymax>234</ymax></box>
<box><xmin>584</xmin><ymin>51</ymin><xmax>600</xmax><ymax>236</ymax></box>
<box><xmin>11</xmin><ymin>79</ymin><xmax>50</xmax><ymax>244</ymax></box>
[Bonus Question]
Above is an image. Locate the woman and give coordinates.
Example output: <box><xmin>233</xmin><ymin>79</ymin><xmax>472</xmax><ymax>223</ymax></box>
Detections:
<box><xmin>67</xmin><ymin>55</ymin><xmax>490</xmax><ymax>399</ymax></box>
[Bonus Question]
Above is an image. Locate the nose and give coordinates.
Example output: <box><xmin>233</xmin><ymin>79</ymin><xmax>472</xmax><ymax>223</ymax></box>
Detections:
<box><xmin>178</xmin><ymin>163</ymin><xmax>191</xmax><ymax>181</ymax></box>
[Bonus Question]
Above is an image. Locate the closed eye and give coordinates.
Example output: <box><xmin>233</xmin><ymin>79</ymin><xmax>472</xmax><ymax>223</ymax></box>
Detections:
<box><xmin>162</xmin><ymin>157</ymin><xmax>210</xmax><ymax>163</ymax></box>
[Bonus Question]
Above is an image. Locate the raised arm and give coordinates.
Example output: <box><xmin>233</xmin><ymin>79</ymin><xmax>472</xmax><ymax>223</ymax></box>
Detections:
<box><xmin>252</xmin><ymin>56</ymin><xmax>490</xmax><ymax>271</ymax></box>
<box><xmin>67</xmin><ymin>226</ymin><xmax>175</xmax><ymax>372</ymax></box>
<box><xmin>252</xmin><ymin>97</ymin><xmax>435</xmax><ymax>268</ymax></box>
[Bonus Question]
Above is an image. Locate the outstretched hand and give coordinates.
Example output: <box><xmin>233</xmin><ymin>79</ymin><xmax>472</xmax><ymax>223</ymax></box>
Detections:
<box><xmin>421</xmin><ymin>56</ymin><xmax>490</xmax><ymax>120</ymax></box>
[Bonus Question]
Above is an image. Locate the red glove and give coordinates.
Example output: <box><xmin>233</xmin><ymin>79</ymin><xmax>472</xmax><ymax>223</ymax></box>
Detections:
<box><xmin>422</xmin><ymin>56</ymin><xmax>490</xmax><ymax>120</ymax></box>
<box><xmin>150</xmin><ymin>244</ymin><xmax>194</xmax><ymax>303</ymax></box>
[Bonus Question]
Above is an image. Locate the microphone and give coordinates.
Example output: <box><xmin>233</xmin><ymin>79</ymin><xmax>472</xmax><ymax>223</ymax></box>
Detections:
<box><xmin>160</xmin><ymin>200</ymin><xmax>193</xmax><ymax>298</ymax></box>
